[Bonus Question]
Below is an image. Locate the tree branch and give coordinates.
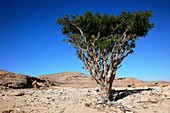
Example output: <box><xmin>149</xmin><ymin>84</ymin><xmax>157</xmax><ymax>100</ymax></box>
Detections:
<box><xmin>111</xmin><ymin>24</ymin><xmax>122</xmax><ymax>35</ymax></box>
<box><xmin>68</xmin><ymin>22</ymin><xmax>87</xmax><ymax>43</ymax></box>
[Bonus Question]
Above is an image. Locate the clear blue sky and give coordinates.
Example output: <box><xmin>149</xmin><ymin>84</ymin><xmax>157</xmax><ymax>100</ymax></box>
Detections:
<box><xmin>0</xmin><ymin>0</ymin><xmax>170</xmax><ymax>81</ymax></box>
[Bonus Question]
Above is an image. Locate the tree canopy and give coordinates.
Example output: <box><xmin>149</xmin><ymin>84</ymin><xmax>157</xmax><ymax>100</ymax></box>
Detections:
<box><xmin>57</xmin><ymin>11</ymin><xmax>153</xmax><ymax>49</ymax></box>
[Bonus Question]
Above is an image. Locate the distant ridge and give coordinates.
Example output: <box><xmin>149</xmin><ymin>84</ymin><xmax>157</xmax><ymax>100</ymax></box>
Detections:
<box><xmin>0</xmin><ymin>69</ymin><xmax>170</xmax><ymax>89</ymax></box>
<box><xmin>38</xmin><ymin>72</ymin><xmax>97</xmax><ymax>88</ymax></box>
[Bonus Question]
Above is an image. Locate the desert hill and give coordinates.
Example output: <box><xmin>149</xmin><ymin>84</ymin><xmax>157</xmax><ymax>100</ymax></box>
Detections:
<box><xmin>38</xmin><ymin>72</ymin><xmax>170</xmax><ymax>88</ymax></box>
<box><xmin>0</xmin><ymin>69</ymin><xmax>170</xmax><ymax>89</ymax></box>
<box><xmin>0</xmin><ymin>69</ymin><xmax>9</xmax><ymax>74</ymax></box>
<box><xmin>0</xmin><ymin>69</ymin><xmax>51</xmax><ymax>89</ymax></box>
<box><xmin>38</xmin><ymin>72</ymin><xmax>97</xmax><ymax>88</ymax></box>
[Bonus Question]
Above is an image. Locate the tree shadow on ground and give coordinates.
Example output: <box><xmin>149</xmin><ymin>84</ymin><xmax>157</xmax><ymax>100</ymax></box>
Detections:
<box><xmin>110</xmin><ymin>88</ymin><xmax>152</xmax><ymax>101</ymax></box>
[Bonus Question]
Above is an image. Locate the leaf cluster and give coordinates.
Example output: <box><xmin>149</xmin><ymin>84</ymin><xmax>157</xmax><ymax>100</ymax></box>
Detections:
<box><xmin>56</xmin><ymin>10</ymin><xmax>153</xmax><ymax>59</ymax></box>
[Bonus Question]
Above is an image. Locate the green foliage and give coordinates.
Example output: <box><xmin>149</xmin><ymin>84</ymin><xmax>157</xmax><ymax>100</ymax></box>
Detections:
<box><xmin>56</xmin><ymin>10</ymin><xmax>153</xmax><ymax>60</ymax></box>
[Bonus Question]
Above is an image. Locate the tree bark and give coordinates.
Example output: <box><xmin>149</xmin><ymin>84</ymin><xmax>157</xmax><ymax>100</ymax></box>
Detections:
<box><xmin>97</xmin><ymin>74</ymin><xmax>116</xmax><ymax>103</ymax></box>
<box><xmin>98</xmin><ymin>83</ymin><xmax>111</xmax><ymax>103</ymax></box>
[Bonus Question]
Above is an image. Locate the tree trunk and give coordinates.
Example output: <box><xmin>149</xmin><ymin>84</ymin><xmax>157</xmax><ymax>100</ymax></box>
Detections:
<box><xmin>98</xmin><ymin>82</ymin><xmax>112</xmax><ymax>103</ymax></box>
<box><xmin>97</xmin><ymin>74</ymin><xmax>116</xmax><ymax>104</ymax></box>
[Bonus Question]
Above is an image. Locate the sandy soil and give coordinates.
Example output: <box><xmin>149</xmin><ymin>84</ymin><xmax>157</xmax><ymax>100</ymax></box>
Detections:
<box><xmin>0</xmin><ymin>86</ymin><xmax>170</xmax><ymax>113</ymax></box>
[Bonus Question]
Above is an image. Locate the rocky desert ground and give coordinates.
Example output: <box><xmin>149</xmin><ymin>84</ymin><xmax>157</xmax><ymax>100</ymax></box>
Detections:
<box><xmin>0</xmin><ymin>69</ymin><xmax>170</xmax><ymax>113</ymax></box>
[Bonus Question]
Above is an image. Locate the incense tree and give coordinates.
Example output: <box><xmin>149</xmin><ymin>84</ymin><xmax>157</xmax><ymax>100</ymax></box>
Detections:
<box><xmin>56</xmin><ymin>11</ymin><xmax>153</xmax><ymax>103</ymax></box>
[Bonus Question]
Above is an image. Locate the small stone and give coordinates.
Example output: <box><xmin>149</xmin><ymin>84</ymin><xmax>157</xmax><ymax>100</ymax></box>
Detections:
<box><xmin>162</xmin><ymin>92</ymin><xmax>170</xmax><ymax>96</ymax></box>
<box><xmin>87</xmin><ymin>90</ymin><xmax>92</xmax><ymax>92</ymax></box>
<box><xmin>8</xmin><ymin>92</ymin><xmax>25</xmax><ymax>96</ymax></box>
<box><xmin>96</xmin><ymin>104</ymin><xmax>101</xmax><ymax>108</ymax></box>
<box><xmin>102</xmin><ymin>104</ymin><xmax>106</xmax><ymax>107</ymax></box>
<box><xmin>127</xmin><ymin>105</ymin><xmax>133</xmax><ymax>108</ymax></box>
<box><xmin>2</xmin><ymin>93</ymin><xmax>5</xmax><ymax>96</ymax></box>
<box><xmin>84</xmin><ymin>102</ymin><xmax>91</xmax><ymax>107</ymax></box>
<box><xmin>127</xmin><ymin>84</ymin><xmax>132</xmax><ymax>87</ymax></box>
<box><xmin>105</xmin><ymin>105</ymin><xmax>109</xmax><ymax>109</ymax></box>
<box><xmin>3</xmin><ymin>97</ymin><xmax>7</xmax><ymax>99</ymax></box>
<box><xmin>16</xmin><ymin>108</ymin><xmax>20</xmax><ymax>112</ymax></box>
<box><xmin>125</xmin><ymin>111</ymin><xmax>133</xmax><ymax>113</ymax></box>
<box><xmin>2</xmin><ymin>109</ymin><xmax>14</xmax><ymax>113</ymax></box>
<box><xmin>46</xmin><ymin>97</ymin><xmax>52</xmax><ymax>99</ymax></box>
<box><xmin>91</xmin><ymin>98</ymin><xmax>97</xmax><ymax>106</ymax></box>
<box><xmin>51</xmin><ymin>99</ymin><xmax>55</xmax><ymax>102</ymax></box>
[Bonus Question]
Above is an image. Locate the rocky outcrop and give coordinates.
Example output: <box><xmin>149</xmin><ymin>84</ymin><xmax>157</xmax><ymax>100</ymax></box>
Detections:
<box><xmin>0</xmin><ymin>70</ymin><xmax>53</xmax><ymax>89</ymax></box>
